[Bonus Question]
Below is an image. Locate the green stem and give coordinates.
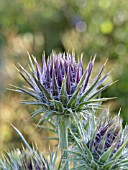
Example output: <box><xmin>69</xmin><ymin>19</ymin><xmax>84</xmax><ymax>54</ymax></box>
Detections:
<box><xmin>58</xmin><ymin>117</ymin><xmax>69</xmax><ymax>170</ymax></box>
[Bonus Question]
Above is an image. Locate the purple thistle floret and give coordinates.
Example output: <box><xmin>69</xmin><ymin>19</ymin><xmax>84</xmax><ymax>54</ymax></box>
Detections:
<box><xmin>88</xmin><ymin>115</ymin><xmax>123</xmax><ymax>160</ymax></box>
<box><xmin>71</xmin><ymin>111</ymin><xmax>128</xmax><ymax>169</ymax></box>
<box><xmin>38</xmin><ymin>53</ymin><xmax>83</xmax><ymax>97</ymax></box>
<box><xmin>0</xmin><ymin>148</ymin><xmax>48</xmax><ymax>170</ymax></box>
<box><xmin>12</xmin><ymin>52</ymin><xmax>112</xmax><ymax>115</ymax></box>
<box><xmin>35</xmin><ymin>53</ymin><xmax>88</xmax><ymax>100</ymax></box>
<box><xmin>87</xmin><ymin>115</ymin><xmax>127</xmax><ymax>165</ymax></box>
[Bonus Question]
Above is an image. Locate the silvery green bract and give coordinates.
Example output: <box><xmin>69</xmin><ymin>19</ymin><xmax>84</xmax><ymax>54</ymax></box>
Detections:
<box><xmin>11</xmin><ymin>52</ymin><xmax>111</xmax><ymax>121</ymax></box>
<box><xmin>0</xmin><ymin>148</ymin><xmax>60</xmax><ymax>170</ymax></box>
<box><xmin>0</xmin><ymin>126</ymin><xmax>60</xmax><ymax>170</ymax></box>
<box><xmin>6</xmin><ymin>52</ymin><xmax>125</xmax><ymax>170</ymax></box>
<box><xmin>0</xmin><ymin>148</ymin><xmax>47</xmax><ymax>170</ymax></box>
<box><xmin>70</xmin><ymin>111</ymin><xmax>128</xmax><ymax>170</ymax></box>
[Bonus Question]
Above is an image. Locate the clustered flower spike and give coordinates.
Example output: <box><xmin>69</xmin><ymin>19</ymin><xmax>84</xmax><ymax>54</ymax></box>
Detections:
<box><xmin>11</xmin><ymin>52</ymin><xmax>112</xmax><ymax>119</ymax></box>
<box><xmin>71</xmin><ymin>111</ymin><xmax>128</xmax><ymax>169</ymax></box>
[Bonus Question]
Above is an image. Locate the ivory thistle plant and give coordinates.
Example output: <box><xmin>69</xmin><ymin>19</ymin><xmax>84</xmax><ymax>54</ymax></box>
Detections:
<box><xmin>0</xmin><ymin>52</ymin><xmax>128</xmax><ymax>170</ymax></box>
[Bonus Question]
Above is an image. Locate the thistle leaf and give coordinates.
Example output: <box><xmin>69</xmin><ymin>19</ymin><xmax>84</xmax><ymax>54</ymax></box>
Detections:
<box><xmin>10</xmin><ymin>124</ymin><xmax>32</xmax><ymax>151</ymax></box>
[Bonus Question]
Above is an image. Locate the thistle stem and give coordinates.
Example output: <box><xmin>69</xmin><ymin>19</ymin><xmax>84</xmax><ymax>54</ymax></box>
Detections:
<box><xmin>58</xmin><ymin>117</ymin><xmax>69</xmax><ymax>170</ymax></box>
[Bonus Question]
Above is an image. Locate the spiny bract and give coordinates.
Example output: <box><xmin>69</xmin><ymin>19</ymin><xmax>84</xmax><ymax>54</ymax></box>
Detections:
<box><xmin>71</xmin><ymin>111</ymin><xmax>128</xmax><ymax>170</ymax></box>
<box><xmin>11</xmin><ymin>52</ymin><xmax>112</xmax><ymax>119</ymax></box>
<box><xmin>0</xmin><ymin>148</ymin><xmax>47</xmax><ymax>170</ymax></box>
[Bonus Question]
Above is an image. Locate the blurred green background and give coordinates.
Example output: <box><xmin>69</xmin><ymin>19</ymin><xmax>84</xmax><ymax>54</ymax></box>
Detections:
<box><xmin>0</xmin><ymin>0</ymin><xmax>128</xmax><ymax>153</ymax></box>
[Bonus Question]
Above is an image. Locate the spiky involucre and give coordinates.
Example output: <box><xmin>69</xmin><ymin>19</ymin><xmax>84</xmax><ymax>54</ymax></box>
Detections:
<box><xmin>0</xmin><ymin>148</ymin><xmax>47</xmax><ymax>170</ymax></box>
<box><xmin>70</xmin><ymin>111</ymin><xmax>128</xmax><ymax>170</ymax></box>
<box><xmin>11</xmin><ymin>52</ymin><xmax>112</xmax><ymax>120</ymax></box>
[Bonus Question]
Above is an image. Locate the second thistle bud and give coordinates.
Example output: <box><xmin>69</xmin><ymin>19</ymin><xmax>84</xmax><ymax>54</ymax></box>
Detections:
<box><xmin>12</xmin><ymin>52</ymin><xmax>111</xmax><ymax>120</ymax></box>
<box><xmin>70</xmin><ymin>111</ymin><xmax>128</xmax><ymax>169</ymax></box>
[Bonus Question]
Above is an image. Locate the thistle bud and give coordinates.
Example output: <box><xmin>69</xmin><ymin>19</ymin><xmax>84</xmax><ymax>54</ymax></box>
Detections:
<box><xmin>12</xmin><ymin>52</ymin><xmax>111</xmax><ymax>120</ymax></box>
<box><xmin>71</xmin><ymin>111</ymin><xmax>128</xmax><ymax>169</ymax></box>
<box><xmin>0</xmin><ymin>148</ymin><xmax>47</xmax><ymax>170</ymax></box>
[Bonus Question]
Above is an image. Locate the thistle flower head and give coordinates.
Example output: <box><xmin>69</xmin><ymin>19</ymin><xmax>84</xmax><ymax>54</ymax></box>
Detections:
<box><xmin>11</xmin><ymin>52</ymin><xmax>112</xmax><ymax>120</ymax></box>
<box><xmin>0</xmin><ymin>148</ymin><xmax>47</xmax><ymax>170</ymax></box>
<box><xmin>71</xmin><ymin>111</ymin><xmax>128</xmax><ymax>169</ymax></box>
<box><xmin>88</xmin><ymin>114</ymin><xmax>123</xmax><ymax>159</ymax></box>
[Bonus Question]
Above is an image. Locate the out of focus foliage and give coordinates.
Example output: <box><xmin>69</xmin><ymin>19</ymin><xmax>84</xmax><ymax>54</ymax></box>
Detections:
<box><xmin>0</xmin><ymin>0</ymin><xmax>128</xmax><ymax>152</ymax></box>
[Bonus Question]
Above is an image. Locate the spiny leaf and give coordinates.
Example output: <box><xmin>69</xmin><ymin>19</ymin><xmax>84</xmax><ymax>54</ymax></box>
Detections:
<box><xmin>112</xmin><ymin>140</ymin><xmax>128</xmax><ymax>159</ymax></box>
<box><xmin>69</xmin><ymin>128</ymin><xmax>85</xmax><ymax>155</ymax></box>
<box><xmin>99</xmin><ymin>144</ymin><xmax>115</xmax><ymax>163</ymax></box>
<box><xmin>76</xmin><ymin>97</ymin><xmax>116</xmax><ymax>111</ymax></box>
<box><xmin>37</xmin><ymin>110</ymin><xmax>57</xmax><ymax>127</ymax></box>
<box><xmin>31</xmin><ymin>108</ymin><xmax>44</xmax><ymax>118</ymax></box>
<box><xmin>51</xmin><ymin>100</ymin><xmax>64</xmax><ymax>111</ymax></box>
<box><xmin>82</xmin><ymin>142</ymin><xmax>93</xmax><ymax>161</ymax></box>
<box><xmin>8</xmin><ymin>85</ymin><xmax>39</xmax><ymax>99</ymax></box>
<box><xmin>20</xmin><ymin>100</ymin><xmax>46</xmax><ymax>105</ymax></box>
<box><xmin>86</xmin><ymin>84</ymin><xmax>110</xmax><ymax>101</ymax></box>
<box><xmin>10</xmin><ymin>124</ymin><xmax>32</xmax><ymax>151</ymax></box>
<box><xmin>101</xmin><ymin>160</ymin><xmax>116</xmax><ymax>169</ymax></box>
<box><xmin>17</xmin><ymin>68</ymin><xmax>36</xmax><ymax>90</ymax></box>
<box><xmin>79</xmin><ymin>65</ymin><xmax>110</xmax><ymax>103</ymax></box>
<box><xmin>60</xmin><ymin>77</ymin><xmax>68</xmax><ymax>105</ymax></box>
<box><xmin>67</xmin><ymin>150</ymin><xmax>84</xmax><ymax>158</ymax></box>
<box><xmin>52</xmin><ymin>70</ymin><xmax>59</xmax><ymax>97</ymax></box>
<box><xmin>32</xmin><ymin>75</ymin><xmax>53</xmax><ymax>101</ymax></box>
<box><xmin>36</xmin><ymin>125</ymin><xmax>57</xmax><ymax>133</ymax></box>
<box><xmin>18</xmin><ymin>63</ymin><xmax>37</xmax><ymax>86</ymax></box>
<box><xmin>82</xmin><ymin>58</ymin><xmax>94</xmax><ymax>92</ymax></box>
<box><xmin>67</xmin><ymin>71</ymin><xmax>87</xmax><ymax>108</ymax></box>
<box><xmin>28</xmin><ymin>52</ymin><xmax>36</xmax><ymax>73</ymax></box>
<box><xmin>91</xmin><ymin>160</ymin><xmax>99</xmax><ymax>169</ymax></box>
